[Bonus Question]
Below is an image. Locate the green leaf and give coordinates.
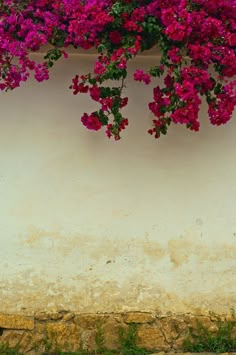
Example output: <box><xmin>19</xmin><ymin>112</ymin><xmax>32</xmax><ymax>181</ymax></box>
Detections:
<box><xmin>97</xmin><ymin>44</ymin><xmax>107</xmax><ymax>53</ymax></box>
<box><xmin>149</xmin><ymin>66</ymin><xmax>164</xmax><ymax>77</ymax></box>
<box><xmin>214</xmin><ymin>83</ymin><xmax>222</xmax><ymax>95</ymax></box>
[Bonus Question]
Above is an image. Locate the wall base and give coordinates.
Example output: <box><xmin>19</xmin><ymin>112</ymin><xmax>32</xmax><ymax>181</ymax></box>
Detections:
<box><xmin>0</xmin><ymin>312</ymin><xmax>235</xmax><ymax>354</ymax></box>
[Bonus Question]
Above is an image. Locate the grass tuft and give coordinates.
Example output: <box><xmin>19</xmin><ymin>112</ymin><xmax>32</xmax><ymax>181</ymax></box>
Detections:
<box><xmin>183</xmin><ymin>314</ymin><xmax>236</xmax><ymax>353</ymax></box>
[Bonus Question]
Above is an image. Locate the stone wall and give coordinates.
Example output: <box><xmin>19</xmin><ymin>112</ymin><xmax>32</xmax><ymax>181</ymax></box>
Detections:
<box><xmin>1</xmin><ymin>312</ymin><xmax>235</xmax><ymax>353</ymax></box>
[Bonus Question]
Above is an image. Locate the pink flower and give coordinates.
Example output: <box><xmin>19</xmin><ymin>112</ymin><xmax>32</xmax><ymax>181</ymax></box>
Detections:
<box><xmin>0</xmin><ymin>0</ymin><xmax>235</xmax><ymax>140</ymax></box>
<box><xmin>228</xmin><ymin>33</ymin><xmax>236</xmax><ymax>46</ymax></box>
<box><xmin>117</xmin><ymin>58</ymin><xmax>127</xmax><ymax>69</ymax></box>
<box><xmin>109</xmin><ymin>31</ymin><xmax>122</xmax><ymax>45</ymax></box>
<box><xmin>89</xmin><ymin>85</ymin><xmax>101</xmax><ymax>101</ymax></box>
<box><xmin>161</xmin><ymin>8</ymin><xmax>176</xmax><ymax>26</ymax></box>
<box><xmin>133</xmin><ymin>70</ymin><xmax>151</xmax><ymax>85</ymax></box>
<box><xmin>94</xmin><ymin>61</ymin><xmax>106</xmax><ymax>75</ymax></box>
<box><xmin>209</xmin><ymin>82</ymin><xmax>236</xmax><ymax>126</ymax></box>
<box><xmin>81</xmin><ymin>113</ymin><xmax>102</xmax><ymax>131</ymax></box>
<box><xmin>119</xmin><ymin>97</ymin><xmax>128</xmax><ymax>108</ymax></box>
<box><xmin>165</xmin><ymin>21</ymin><xmax>190</xmax><ymax>41</ymax></box>
<box><xmin>174</xmin><ymin>81</ymin><xmax>196</xmax><ymax>100</ymax></box>
<box><xmin>100</xmin><ymin>97</ymin><xmax>113</xmax><ymax>111</ymax></box>
<box><xmin>188</xmin><ymin>44</ymin><xmax>212</xmax><ymax>63</ymax></box>
<box><xmin>34</xmin><ymin>63</ymin><xmax>49</xmax><ymax>82</ymax></box>
<box><xmin>69</xmin><ymin>75</ymin><xmax>89</xmax><ymax>94</ymax></box>
<box><xmin>168</xmin><ymin>47</ymin><xmax>182</xmax><ymax>64</ymax></box>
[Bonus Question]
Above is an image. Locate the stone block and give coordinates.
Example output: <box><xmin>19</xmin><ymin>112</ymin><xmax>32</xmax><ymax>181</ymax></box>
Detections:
<box><xmin>137</xmin><ymin>325</ymin><xmax>169</xmax><ymax>351</ymax></box>
<box><xmin>123</xmin><ymin>312</ymin><xmax>156</xmax><ymax>324</ymax></box>
<box><xmin>0</xmin><ymin>314</ymin><xmax>34</xmax><ymax>330</ymax></box>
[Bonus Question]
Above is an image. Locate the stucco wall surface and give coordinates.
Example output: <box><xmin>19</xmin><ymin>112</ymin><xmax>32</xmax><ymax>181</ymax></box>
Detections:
<box><xmin>0</xmin><ymin>53</ymin><xmax>236</xmax><ymax>316</ymax></box>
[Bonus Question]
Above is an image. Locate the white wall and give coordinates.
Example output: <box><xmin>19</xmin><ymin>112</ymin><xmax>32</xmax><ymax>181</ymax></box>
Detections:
<box><xmin>0</xmin><ymin>53</ymin><xmax>236</xmax><ymax>315</ymax></box>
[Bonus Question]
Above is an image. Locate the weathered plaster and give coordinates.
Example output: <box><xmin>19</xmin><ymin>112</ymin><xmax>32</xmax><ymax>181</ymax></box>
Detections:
<box><xmin>0</xmin><ymin>54</ymin><xmax>236</xmax><ymax>316</ymax></box>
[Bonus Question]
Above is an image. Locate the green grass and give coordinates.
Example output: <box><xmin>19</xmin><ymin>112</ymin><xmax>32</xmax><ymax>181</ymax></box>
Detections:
<box><xmin>0</xmin><ymin>343</ymin><xmax>22</xmax><ymax>355</ymax></box>
<box><xmin>117</xmin><ymin>325</ymin><xmax>149</xmax><ymax>355</ymax></box>
<box><xmin>0</xmin><ymin>325</ymin><xmax>152</xmax><ymax>355</ymax></box>
<box><xmin>183</xmin><ymin>315</ymin><xmax>236</xmax><ymax>353</ymax></box>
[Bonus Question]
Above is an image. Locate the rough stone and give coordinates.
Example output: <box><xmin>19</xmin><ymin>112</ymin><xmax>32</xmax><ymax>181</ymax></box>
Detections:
<box><xmin>73</xmin><ymin>313</ymin><xmax>108</xmax><ymax>329</ymax></box>
<box><xmin>103</xmin><ymin>320</ymin><xmax>126</xmax><ymax>349</ymax></box>
<box><xmin>172</xmin><ymin>333</ymin><xmax>188</xmax><ymax>349</ymax></box>
<box><xmin>35</xmin><ymin>312</ymin><xmax>63</xmax><ymax>321</ymax></box>
<box><xmin>137</xmin><ymin>325</ymin><xmax>169</xmax><ymax>351</ymax></box>
<box><xmin>183</xmin><ymin>314</ymin><xmax>220</xmax><ymax>336</ymax></box>
<box><xmin>0</xmin><ymin>330</ymin><xmax>38</xmax><ymax>353</ymax></box>
<box><xmin>1</xmin><ymin>330</ymin><xmax>25</xmax><ymax>348</ymax></box>
<box><xmin>159</xmin><ymin>316</ymin><xmax>186</xmax><ymax>345</ymax></box>
<box><xmin>0</xmin><ymin>314</ymin><xmax>34</xmax><ymax>330</ymax></box>
<box><xmin>113</xmin><ymin>314</ymin><xmax>123</xmax><ymax>323</ymax></box>
<box><xmin>63</xmin><ymin>312</ymin><xmax>75</xmax><ymax>322</ymax></box>
<box><xmin>35</xmin><ymin>322</ymin><xmax>82</xmax><ymax>352</ymax></box>
<box><xmin>123</xmin><ymin>312</ymin><xmax>156</xmax><ymax>324</ymax></box>
<box><xmin>80</xmin><ymin>329</ymin><xmax>97</xmax><ymax>351</ymax></box>
<box><xmin>223</xmin><ymin>313</ymin><xmax>236</xmax><ymax>322</ymax></box>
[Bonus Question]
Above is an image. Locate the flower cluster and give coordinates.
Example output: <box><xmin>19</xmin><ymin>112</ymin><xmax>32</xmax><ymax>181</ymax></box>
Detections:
<box><xmin>0</xmin><ymin>0</ymin><xmax>235</xmax><ymax>140</ymax></box>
